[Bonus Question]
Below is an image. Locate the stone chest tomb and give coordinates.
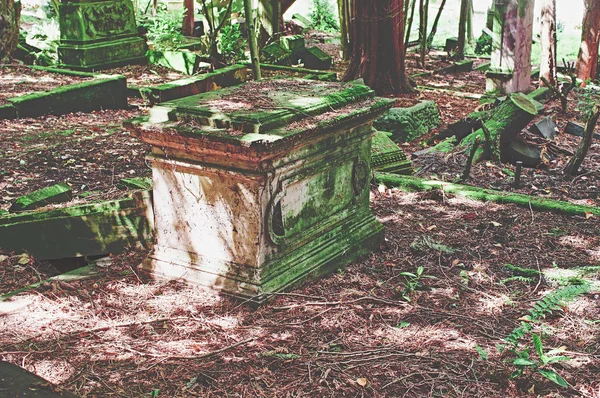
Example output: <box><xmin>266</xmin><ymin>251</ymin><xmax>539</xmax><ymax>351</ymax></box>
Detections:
<box><xmin>126</xmin><ymin>79</ymin><xmax>393</xmax><ymax>302</ymax></box>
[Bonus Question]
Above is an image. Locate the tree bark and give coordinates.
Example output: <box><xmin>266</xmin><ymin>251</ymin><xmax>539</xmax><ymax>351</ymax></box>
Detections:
<box><xmin>540</xmin><ymin>0</ymin><xmax>557</xmax><ymax>87</ymax></box>
<box><xmin>343</xmin><ymin>0</ymin><xmax>413</xmax><ymax>95</ymax></box>
<box><xmin>418</xmin><ymin>0</ymin><xmax>428</xmax><ymax>67</ymax></box>
<box><xmin>0</xmin><ymin>0</ymin><xmax>20</xmax><ymax>61</ymax></box>
<box><xmin>427</xmin><ymin>0</ymin><xmax>446</xmax><ymax>48</ymax></box>
<box><xmin>183</xmin><ymin>0</ymin><xmax>195</xmax><ymax>36</ymax></box>
<box><xmin>565</xmin><ymin>105</ymin><xmax>600</xmax><ymax>175</ymax></box>
<box><xmin>337</xmin><ymin>0</ymin><xmax>351</xmax><ymax>60</ymax></box>
<box><xmin>455</xmin><ymin>0</ymin><xmax>468</xmax><ymax>60</ymax></box>
<box><xmin>576</xmin><ymin>0</ymin><xmax>600</xmax><ymax>83</ymax></box>
<box><xmin>244</xmin><ymin>0</ymin><xmax>261</xmax><ymax>80</ymax></box>
<box><xmin>404</xmin><ymin>0</ymin><xmax>416</xmax><ymax>55</ymax></box>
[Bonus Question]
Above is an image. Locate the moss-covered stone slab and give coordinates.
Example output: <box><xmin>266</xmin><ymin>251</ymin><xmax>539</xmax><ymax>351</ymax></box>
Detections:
<box><xmin>0</xmin><ymin>361</ymin><xmax>78</xmax><ymax>397</ymax></box>
<box><xmin>147</xmin><ymin>50</ymin><xmax>202</xmax><ymax>75</ymax></box>
<box><xmin>9</xmin><ymin>183</ymin><xmax>72</xmax><ymax>213</ymax></box>
<box><xmin>1</xmin><ymin>70</ymin><xmax>128</xmax><ymax>119</ymax></box>
<box><xmin>280</xmin><ymin>35</ymin><xmax>305</xmax><ymax>53</ymax></box>
<box><xmin>127</xmin><ymin>79</ymin><xmax>394</xmax><ymax>302</ymax></box>
<box><xmin>118</xmin><ymin>177</ymin><xmax>153</xmax><ymax>190</ymax></box>
<box><xmin>57</xmin><ymin>0</ymin><xmax>147</xmax><ymax>70</ymax></box>
<box><xmin>374</xmin><ymin>101</ymin><xmax>441</xmax><ymax>142</ymax></box>
<box><xmin>305</xmin><ymin>72</ymin><xmax>337</xmax><ymax>81</ymax></box>
<box><xmin>371</xmin><ymin>131</ymin><xmax>413</xmax><ymax>175</ymax></box>
<box><xmin>0</xmin><ymin>191</ymin><xmax>154</xmax><ymax>260</ymax></box>
<box><xmin>303</xmin><ymin>46</ymin><xmax>333</xmax><ymax>70</ymax></box>
<box><xmin>134</xmin><ymin>64</ymin><xmax>247</xmax><ymax>105</ymax></box>
<box><xmin>438</xmin><ymin>60</ymin><xmax>474</xmax><ymax>74</ymax></box>
<box><xmin>291</xmin><ymin>13</ymin><xmax>313</xmax><ymax>30</ymax></box>
<box><xmin>261</xmin><ymin>42</ymin><xmax>293</xmax><ymax>65</ymax></box>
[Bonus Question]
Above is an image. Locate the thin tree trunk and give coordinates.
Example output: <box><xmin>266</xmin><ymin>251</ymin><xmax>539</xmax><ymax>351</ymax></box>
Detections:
<box><xmin>466</xmin><ymin>0</ymin><xmax>473</xmax><ymax>43</ymax></box>
<box><xmin>244</xmin><ymin>0</ymin><xmax>261</xmax><ymax>80</ymax></box>
<box><xmin>427</xmin><ymin>0</ymin><xmax>446</xmax><ymax>48</ymax></box>
<box><xmin>418</xmin><ymin>0</ymin><xmax>428</xmax><ymax>67</ymax></box>
<box><xmin>576</xmin><ymin>0</ymin><xmax>600</xmax><ymax>83</ymax></box>
<box><xmin>344</xmin><ymin>0</ymin><xmax>413</xmax><ymax>95</ymax></box>
<box><xmin>565</xmin><ymin>105</ymin><xmax>600</xmax><ymax>175</ymax></box>
<box><xmin>455</xmin><ymin>0</ymin><xmax>468</xmax><ymax>60</ymax></box>
<box><xmin>540</xmin><ymin>0</ymin><xmax>557</xmax><ymax>87</ymax></box>
<box><xmin>404</xmin><ymin>0</ymin><xmax>416</xmax><ymax>56</ymax></box>
<box><xmin>338</xmin><ymin>0</ymin><xmax>351</xmax><ymax>60</ymax></box>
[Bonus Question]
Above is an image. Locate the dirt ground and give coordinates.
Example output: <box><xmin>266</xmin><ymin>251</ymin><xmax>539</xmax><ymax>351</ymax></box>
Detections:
<box><xmin>1</xmin><ymin>44</ymin><xmax>599</xmax><ymax>397</ymax></box>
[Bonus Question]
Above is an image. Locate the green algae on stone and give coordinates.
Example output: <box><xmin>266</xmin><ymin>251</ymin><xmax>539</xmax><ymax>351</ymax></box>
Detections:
<box><xmin>371</xmin><ymin>131</ymin><xmax>413</xmax><ymax>175</ymax></box>
<box><xmin>374</xmin><ymin>101</ymin><xmax>440</xmax><ymax>142</ymax></box>
<box><xmin>303</xmin><ymin>47</ymin><xmax>333</xmax><ymax>70</ymax></box>
<box><xmin>9</xmin><ymin>183</ymin><xmax>72</xmax><ymax>212</ymax></box>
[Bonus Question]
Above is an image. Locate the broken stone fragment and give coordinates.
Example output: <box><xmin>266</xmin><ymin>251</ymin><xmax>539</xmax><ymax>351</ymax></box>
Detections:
<box><xmin>529</xmin><ymin>116</ymin><xmax>558</xmax><ymax>140</ymax></box>
<box><xmin>564</xmin><ymin>121</ymin><xmax>600</xmax><ymax>140</ymax></box>
<box><xmin>117</xmin><ymin>177</ymin><xmax>153</xmax><ymax>190</ymax></box>
<box><xmin>261</xmin><ymin>42</ymin><xmax>293</xmax><ymax>66</ymax></box>
<box><xmin>291</xmin><ymin>13</ymin><xmax>313</xmax><ymax>31</ymax></box>
<box><xmin>9</xmin><ymin>183</ymin><xmax>72</xmax><ymax>212</ymax></box>
<box><xmin>374</xmin><ymin>101</ymin><xmax>440</xmax><ymax>142</ymax></box>
<box><xmin>371</xmin><ymin>131</ymin><xmax>413</xmax><ymax>175</ymax></box>
<box><xmin>303</xmin><ymin>47</ymin><xmax>333</xmax><ymax>70</ymax></box>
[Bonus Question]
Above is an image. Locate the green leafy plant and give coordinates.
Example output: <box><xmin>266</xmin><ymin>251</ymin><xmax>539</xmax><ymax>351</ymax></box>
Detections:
<box><xmin>309</xmin><ymin>0</ymin><xmax>339</xmax><ymax>32</ymax></box>
<box><xmin>397</xmin><ymin>266</ymin><xmax>436</xmax><ymax>301</ymax></box>
<box><xmin>474</xmin><ymin>33</ymin><xmax>492</xmax><ymax>55</ymax></box>
<box><xmin>139</xmin><ymin>6</ymin><xmax>186</xmax><ymax>51</ymax></box>
<box><xmin>575</xmin><ymin>81</ymin><xmax>600</xmax><ymax>122</ymax></box>
<box><xmin>510</xmin><ymin>334</ymin><xmax>570</xmax><ymax>387</ymax></box>
<box><xmin>219</xmin><ymin>24</ymin><xmax>247</xmax><ymax>64</ymax></box>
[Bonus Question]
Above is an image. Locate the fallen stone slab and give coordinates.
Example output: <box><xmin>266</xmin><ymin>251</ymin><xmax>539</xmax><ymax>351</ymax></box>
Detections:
<box><xmin>280</xmin><ymin>35</ymin><xmax>305</xmax><ymax>53</ymax></box>
<box><xmin>371</xmin><ymin>131</ymin><xmax>413</xmax><ymax>175</ymax></box>
<box><xmin>9</xmin><ymin>183</ymin><xmax>72</xmax><ymax>213</ymax></box>
<box><xmin>304</xmin><ymin>72</ymin><xmax>337</xmax><ymax>82</ymax></box>
<box><xmin>291</xmin><ymin>13</ymin><xmax>313</xmax><ymax>31</ymax></box>
<box><xmin>1</xmin><ymin>67</ymin><xmax>127</xmax><ymax>119</ymax></box>
<box><xmin>303</xmin><ymin>46</ymin><xmax>333</xmax><ymax>70</ymax></box>
<box><xmin>147</xmin><ymin>50</ymin><xmax>202</xmax><ymax>75</ymax></box>
<box><xmin>374</xmin><ymin>101</ymin><xmax>440</xmax><ymax>142</ymax></box>
<box><xmin>0</xmin><ymin>361</ymin><xmax>78</xmax><ymax>397</ymax></box>
<box><xmin>261</xmin><ymin>42</ymin><xmax>293</xmax><ymax>65</ymax></box>
<box><xmin>0</xmin><ymin>191</ymin><xmax>153</xmax><ymax>260</ymax></box>
<box><xmin>529</xmin><ymin>116</ymin><xmax>558</xmax><ymax>140</ymax></box>
<box><xmin>117</xmin><ymin>177</ymin><xmax>153</xmax><ymax>190</ymax></box>
<box><xmin>564</xmin><ymin>121</ymin><xmax>600</xmax><ymax>140</ymax></box>
<box><xmin>133</xmin><ymin>64</ymin><xmax>247</xmax><ymax>105</ymax></box>
<box><xmin>438</xmin><ymin>60</ymin><xmax>474</xmax><ymax>74</ymax></box>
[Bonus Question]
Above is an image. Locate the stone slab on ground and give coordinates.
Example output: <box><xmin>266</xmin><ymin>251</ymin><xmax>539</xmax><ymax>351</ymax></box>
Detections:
<box><xmin>303</xmin><ymin>46</ymin><xmax>333</xmax><ymax>70</ymax></box>
<box><xmin>371</xmin><ymin>131</ymin><xmax>413</xmax><ymax>175</ymax></box>
<box><xmin>0</xmin><ymin>191</ymin><xmax>153</xmax><ymax>260</ymax></box>
<box><xmin>0</xmin><ymin>361</ymin><xmax>78</xmax><ymax>397</ymax></box>
<box><xmin>117</xmin><ymin>177</ymin><xmax>153</xmax><ymax>190</ymax></box>
<box><xmin>530</xmin><ymin>116</ymin><xmax>558</xmax><ymax>140</ymax></box>
<box><xmin>261</xmin><ymin>42</ymin><xmax>293</xmax><ymax>65</ymax></box>
<box><xmin>564</xmin><ymin>121</ymin><xmax>600</xmax><ymax>140</ymax></box>
<box><xmin>374</xmin><ymin>101</ymin><xmax>440</xmax><ymax>142</ymax></box>
<box><xmin>134</xmin><ymin>64</ymin><xmax>247</xmax><ymax>105</ymax></box>
<box><xmin>9</xmin><ymin>183</ymin><xmax>72</xmax><ymax>213</ymax></box>
<box><xmin>291</xmin><ymin>13</ymin><xmax>313</xmax><ymax>30</ymax></box>
<box><xmin>2</xmin><ymin>71</ymin><xmax>127</xmax><ymax>119</ymax></box>
<box><xmin>147</xmin><ymin>50</ymin><xmax>202</xmax><ymax>75</ymax></box>
<box><xmin>280</xmin><ymin>35</ymin><xmax>305</xmax><ymax>53</ymax></box>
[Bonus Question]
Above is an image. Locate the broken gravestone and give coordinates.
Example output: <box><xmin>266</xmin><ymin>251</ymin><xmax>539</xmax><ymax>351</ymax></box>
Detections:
<box><xmin>261</xmin><ymin>42</ymin><xmax>293</xmax><ymax>65</ymax></box>
<box><xmin>374</xmin><ymin>101</ymin><xmax>440</xmax><ymax>142</ymax></box>
<box><xmin>529</xmin><ymin>116</ymin><xmax>558</xmax><ymax>140</ymax></box>
<box><xmin>9</xmin><ymin>183</ymin><xmax>72</xmax><ymax>212</ymax></box>
<box><xmin>280</xmin><ymin>35</ymin><xmax>306</xmax><ymax>64</ymax></box>
<box><xmin>564</xmin><ymin>121</ymin><xmax>600</xmax><ymax>140</ymax></box>
<box><xmin>371</xmin><ymin>131</ymin><xmax>413</xmax><ymax>175</ymax></box>
<box><xmin>0</xmin><ymin>361</ymin><xmax>77</xmax><ymax>397</ymax></box>
<box><xmin>303</xmin><ymin>47</ymin><xmax>333</xmax><ymax>70</ymax></box>
<box><xmin>126</xmin><ymin>79</ymin><xmax>393</xmax><ymax>303</ymax></box>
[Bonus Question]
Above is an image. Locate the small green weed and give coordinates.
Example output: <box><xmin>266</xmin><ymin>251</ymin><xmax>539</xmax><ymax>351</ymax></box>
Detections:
<box><xmin>397</xmin><ymin>266</ymin><xmax>436</xmax><ymax>302</ymax></box>
<box><xmin>510</xmin><ymin>334</ymin><xmax>570</xmax><ymax>388</ymax></box>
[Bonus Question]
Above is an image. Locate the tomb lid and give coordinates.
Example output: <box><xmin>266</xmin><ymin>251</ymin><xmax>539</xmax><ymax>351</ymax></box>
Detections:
<box><xmin>127</xmin><ymin>79</ymin><xmax>394</xmax><ymax>154</ymax></box>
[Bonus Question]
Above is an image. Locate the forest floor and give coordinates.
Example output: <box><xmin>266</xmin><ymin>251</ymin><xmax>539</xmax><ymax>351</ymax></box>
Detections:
<box><xmin>0</xmin><ymin>48</ymin><xmax>599</xmax><ymax>397</ymax></box>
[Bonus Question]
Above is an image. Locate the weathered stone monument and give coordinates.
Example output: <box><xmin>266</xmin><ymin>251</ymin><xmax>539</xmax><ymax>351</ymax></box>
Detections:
<box><xmin>126</xmin><ymin>79</ymin><xmax>393</xmax><ymax>302</ymax></box>
<box><xmin>58</xmin><ymin>0</ymin><xmax>147</xmax><ymax>70</ymax></box>
<box><xmin>486</xmin><ymin>0</ymin><xmax>534</xmax><ymax>94</ymax></box>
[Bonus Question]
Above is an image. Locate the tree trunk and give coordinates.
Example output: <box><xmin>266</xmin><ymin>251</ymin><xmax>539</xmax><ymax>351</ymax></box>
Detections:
<box><xmin>244</xmin><ymin>0</ymin><xmax>261</xmax><ymax>80</ymax></box>
<box><xmin>337</xmin><ymin>0</ymin><xmax>351</xmax><ymax>60</ymax></box>
<box><xmin>427</xmin><ymin>0</ymin><xmax>446</xmax><ymax>48</ymax></box>
<box><xmin>565</xmin><ymin>105</ymin><xmax>600</xmax><ymax>175</ymax></box>
<box><xmin>418</xmin><ymin>0</ymin><xmax>428</xmax><ymax>67</ymax></box>
<box><xmin>540</xmin><ymin>0</ymin><xmax>557</xmax><ymax>87</ymax></box>
<box><xmin>0</xmin><ymin>0</ymin><xmax>20</xmax><ymax>61</ymax></box>
<box><xmin>404</xmin><ymin>0</ymin><xmax>416</xmax><ymax>55</ymax></box>
<box><xmin>455</xmin><ymin>0</ymin><xmax>468</xmax><ymax>60</ymax></box>
<box><xmin>576</xmin><ymin>0</ymin><xmax>600</xmax><ymax>83</ymax></box>
<box><xmin>466</xmin><ymin>0</ymin><xmax>473</xmax><ymax>43</ymax></box>
<box><xmin>343</xmin><ymin>0</ymin><xmax>413</xmax><ymax>95</ymax></box>
<box><xmin>183</xmin><ymin>0</ymin><xmax>195</xmax><ymax>36</ymax></box>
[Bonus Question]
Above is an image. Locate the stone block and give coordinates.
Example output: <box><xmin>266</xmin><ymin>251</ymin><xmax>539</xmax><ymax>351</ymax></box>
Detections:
<box><xmin>291</xmin><ymin>13</ymin><xmax>313</xmax><ymax>30</ymax></box>
<box><xmin>374</xmin><ymin>101</ymin><xmax>441</xmax><ymax>142</ymax></box>
<box><xmin>371</xmin><ymin>131</ymin><xmax>413</xmax><ymax>175</ymax></box>
<box><xmin>455</xmin><ymin>59</ymin><xmax>474</xmax><ymax>73</ymax></box>
<box><xmin>280</xmin><ymin>35</ymin><xmax>305</xmax><ymax>53</ymax></box>
<box><xmin>303</xmin><ymin>46</ymin><xmax>333</xmax><ymax>70</ymax></box>
<box><xmin>261</xmin><ymin>42</ymin><xmax>293</xmax><ymax>65</ymax></box>
<box><xmin>0</xmin><ymin>191</ymin><xmax>153</xmax><ymax>260</ymax></box>
<box><xmin>304</xmin><ymin>72</ymin><xmax>337</xmax><ymax>82</ymax></box>
<box><xmin>126</xmin><ymin>80</ymin><xmax>394</xmax><ymax>302</ymax></box>
<box><xmin>475</xmin><ymin>62</ymin><xmax>491</xmax><ymax>72</ymax></box>
<box><xmin>0</xmin><ymin>361</ymin><xmax>77</xmax><ymax>397</ymax></box>
<box><xmin>9</xmin><ymin>183</ymin><xmax>72</xmax><ymax>212</ymax></box>
<box><xmin>530</xmin><ymin>116</ymin><xmax>558</xmax><ymax>140</ymax></box>
<box><xmin>7</xmin><ymin>73</ymin><xmax>128</xmax><ymax>118</ymax></box>
<box><xmin>444</xmin><ymin>37</ymin><xmax>458</xmax><ymax>53</ymax></box>
<box><xmin>147</xmin><ymin>50</ymin><xmax>201</xmax><ymax>75</ymax></box>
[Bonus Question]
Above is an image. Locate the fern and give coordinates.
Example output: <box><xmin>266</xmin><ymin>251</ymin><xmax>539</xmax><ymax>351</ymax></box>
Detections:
<box><xmin>503</xmin><ymin>284</ymin><xmax>589</xmax><ymax>347</ymax></box>
<box><xmin>500</xmin><ymin>276</ymin><xmax>535</xmax><ymax>285</ymax></box>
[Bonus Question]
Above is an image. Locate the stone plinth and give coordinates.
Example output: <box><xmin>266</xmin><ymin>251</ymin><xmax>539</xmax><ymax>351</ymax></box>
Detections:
<box><xmin>485</xmin><ymin>0</ymin><xmax>534</xmax><ymax>94</ymax></box>
<box><xmin>126</xmin><ymin>79</ymin><xmax>393</xmax><ymax>302</ymax></box>
<box><xmin>58</xmin><ymin>0</ymin><xmax>147</xmax><ymax>70</ymax></box>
